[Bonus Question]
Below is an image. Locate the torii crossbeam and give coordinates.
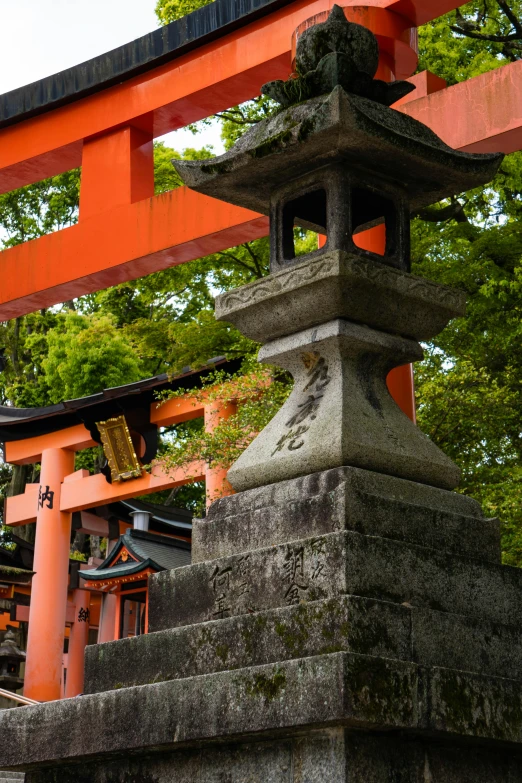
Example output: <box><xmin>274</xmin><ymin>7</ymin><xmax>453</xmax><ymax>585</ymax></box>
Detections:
<box><xmin>0</xmin><ymin>0</ymin><xmax>520</xmax><ymax>321</ymax></box>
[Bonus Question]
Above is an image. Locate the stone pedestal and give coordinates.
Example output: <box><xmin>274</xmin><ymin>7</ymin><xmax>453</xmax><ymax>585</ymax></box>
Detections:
<box><xmin>1</xmin><ymin>466</ymin><xmax>522</xmax><ymax>781</ymax></box>
<box><xmin>1</xmin><ymin>256</ymin><xmax>521</xmax><ymax>782</ymax></box>
<box><xmin>216</xmin><ymin>250</ymin><xmax>464</xmax><ymax>493</ymax></box>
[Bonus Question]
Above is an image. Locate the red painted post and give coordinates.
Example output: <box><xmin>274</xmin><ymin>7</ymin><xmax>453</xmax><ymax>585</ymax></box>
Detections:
<box><xmin>204</xmin><ymin>400</ymin><xmax>237</xmax><ymax>507</ymax></box>
<box><xmin>24</xmin><ymin>447</ymin><xmax>75</xmax><ymax>702</ymax></box>
<box><xmin>354</xmin><ymin>224</ymin><xmax>417</xmax><ymax>423</ymax></box>
<box><xmin>80</xmin><ymin>125</ymin><xmax>154</xmax><ymax>220</ymax></box>
<box><xmin>65</xmin><ymin>589</ymin><xmax>90</xmax><ymax>698</ymax></box>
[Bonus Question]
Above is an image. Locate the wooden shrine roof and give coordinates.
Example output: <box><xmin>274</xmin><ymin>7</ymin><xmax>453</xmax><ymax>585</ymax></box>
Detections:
<box><xmin>0</xmin><ymin>357</ymin><xmax>238</xmax><ymax>442</ymax></box>
<box><xmin>79</xmin><ymin>529</ymin><xmax>190</xmax><ymax>582</ymax></box>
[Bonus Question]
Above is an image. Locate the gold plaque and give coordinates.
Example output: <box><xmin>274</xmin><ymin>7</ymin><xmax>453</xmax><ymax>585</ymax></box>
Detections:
<box><xmin>96</xmin><ymin>415</ymin><xmax>143</xmax><ymax>482</ymax></box>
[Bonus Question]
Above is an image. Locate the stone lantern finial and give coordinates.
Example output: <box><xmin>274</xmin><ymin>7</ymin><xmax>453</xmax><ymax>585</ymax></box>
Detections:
<box><xmin>262</xmin><ymin>4</ymin><xmax>414</xmax><ymax>108</ymax></box>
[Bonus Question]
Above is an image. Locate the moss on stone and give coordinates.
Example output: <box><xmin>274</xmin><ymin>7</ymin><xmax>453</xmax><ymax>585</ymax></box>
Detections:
<box><xmin>245</xmin><ymin>667</ymin><xmax>287</xmax><ymax>703</ymax></box>
<box><xmin>215</xmin><ymin>643</ymin><xmax>230</xmax><ymax>663</ymax></box>
<box><xmin>437</xmin><ymin>670</ymin><xmax>522</xmax><ymax>740</ymax></box>
<box><xmin>249</xmin><ymin>128</ymin><xmax>295</xmax><ymax>160</ymax></box>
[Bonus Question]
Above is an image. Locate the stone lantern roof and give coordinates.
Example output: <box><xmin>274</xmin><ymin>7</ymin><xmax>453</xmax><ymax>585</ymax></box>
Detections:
<box><xmin>0</xmin><ymin>631</ymin><xmax>25</xmax><ymax>664</ymax></box>
<box><xmin>174</xmin><ymin>85</ymin><xmax>501</xmax><ymax>220</ymax></box>
<box><xmin>174</xmin><ymin>6</ymin><xmax>502</xmax><ymax>224</ymax></box>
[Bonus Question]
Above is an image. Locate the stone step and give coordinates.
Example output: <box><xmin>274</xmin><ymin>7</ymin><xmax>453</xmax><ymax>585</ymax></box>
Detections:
<box><xmin>193</xmin><ymin>466</ymin><xmax>500</xmax><ymax>564</ymax></box>
<box><xmin>86</xmin><ymin>595</ymin><xmax>522</xmax><ymax>695</ymax></box>
<box><xmin>149</xmin><ymin>529</ymin><xmax>522</xmax><ymax>633</ymax></box>
<box><xmin>0</xmin><ymin>774</ymin><xmax>25</xmax><ymax>780</ymax></box>
<box><xmin>86</xmin><ymin>596</ymin><xmax>411</xmax><ymax>694</ymax></box>
<box><xmin>3</xmin><ymin>653</ymin><xmax>522</xmax><ymax>770</ymax></box>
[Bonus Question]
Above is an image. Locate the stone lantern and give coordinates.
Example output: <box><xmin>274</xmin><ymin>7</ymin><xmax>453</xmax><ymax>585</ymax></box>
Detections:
<box><xmin>174</xmin><ymin>5</ymin><xmax>502</xmax><ymax>494</ymax></box>
<box><xmin>2</xmin><ymin>10</ymin><xmax>521</xmax><ymax>783</ymax></box>
<box><xmin>0</xmin><ymin>630</ymin><xmax>25</xmax><ymax>693</ymax></box>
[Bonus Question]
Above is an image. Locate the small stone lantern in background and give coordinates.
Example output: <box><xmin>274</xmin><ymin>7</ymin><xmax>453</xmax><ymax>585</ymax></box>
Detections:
<box><xmin>0</xmin><ymin>630</ymin><xmax>25</xmax><ymax>694</ymax></box>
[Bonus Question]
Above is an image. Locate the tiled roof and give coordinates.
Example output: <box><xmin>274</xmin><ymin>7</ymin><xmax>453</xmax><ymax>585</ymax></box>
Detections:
<box><xmin>79</xmin><ymin>529</ymin><xmax>190</xmax><ymax>582</ymax></box>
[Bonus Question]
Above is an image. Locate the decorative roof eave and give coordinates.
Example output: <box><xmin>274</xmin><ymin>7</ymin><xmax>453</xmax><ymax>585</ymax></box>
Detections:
<box><xmin>80</xmin><ymin>560</ymin><xmax>160</xmax><ymax>585</ymax></box>
<box><xmin>174</xmin><ymin>86</ymin><xmax>503</xmax><ymax>217</ymax></box>
<box><xmin>82</xmin><ymin>570</ymin><xmax>156</xmax><ymax>592</ymax></box>
<box><xmin>79</xmin><ymin>529</ymin><xmax>190</xmax><ymax>587</ymax></box>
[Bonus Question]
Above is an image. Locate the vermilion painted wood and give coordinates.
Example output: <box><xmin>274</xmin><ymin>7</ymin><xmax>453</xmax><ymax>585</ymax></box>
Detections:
<box><xmin>16</xmin><ymin>604</ymin><xmax>77</xmax><ymax>625</ymax></box>
<box><xmin>65</xmin><ymin>589</ymin><xmax>90</xmax><ymax>698</ymax></box>
<box><xmin>59</xmin><ymin>461</ymin><xmax>206</xmax><ymax>513</ymax></box>
<box><xmin>79</xmin><ymin>126</ymin><xmax>155</xmax><ymax>219</ymax></box>
<box><xmin>5</xmin><ymin>483</ymin><xmax>39</xmax><ymax>525</ymax></box>
<box><xmin>5</xmin><ymin>397</ymin><xmax>206</xmax><ymax>465</ymax></box>
<box><xmin>24</xmin><ymin>447</ymin><xmax>76</xmax><ymax>702</ymax></box>
<box><xmin>0</xmin><ymin>59</ymin><xmax>520</xmax><ymax>320</ymax></box>
<box><xmin>390</xmin><ymin>0</ymin><xmax>462</xmax><ymax>25</ymax></box>
<box><xmin>204</xmin><ymin>400</ymin><xmax>237</xmax><ymax>507</ymax></box>
<box><xmin>0</xmin><ymin>189</ymin><xmax>269</xmax><ymax>320</ymax></box>
<box><xmin>5</xmin><ymin>460</ymin><xmax>206</xmax><ymax>525</ymax></box>
<box><xmin>401</xmin><ymin>59</ymin><xmax>522</xmax><ymax>154</ymax></box>
<box><xmin>4</xmin><ymin>424</ymin><xmax>96</xmax><ymax>465</ymax></box>
<box><xmin>0</xmin><ymin>2</ymin><xmax>420</xmax><ymax>194</ymax></box>
<box><xmin>150</xmin><ymin>396</ymin><xmax>205</xmax><ymax>426</ymax></box>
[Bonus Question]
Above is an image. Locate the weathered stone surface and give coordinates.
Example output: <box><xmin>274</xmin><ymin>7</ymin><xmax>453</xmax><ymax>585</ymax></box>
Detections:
<box><xmin>342</xmin><ymin>733</ymin><xmax>522</xmax><ymax>783</ymax></box>
<box><xmin>173</xmin><ymin>87</ymin><xmax>502</xmax><ymax>220</ymax></box>
<box><xmin>150</xmin><ymin>530</ymin><xmax>522</xmax><ymax>632</ymax></box>
<box><xmin>4</xmin><ymin>653</ymin><xmax>522</xmax><ymax>773</ymax></box>
<box><xmin>411</xmin><ymin>608</ymin><xmax>522</xmax><ymax>681</ymax></box>
<box><xmin>25</xmin><ymin>733</ymin><xmax>341</xmax><ymax>783</ymax></box>
<box><xmin>0</xmin><ymin>654</ymin><xmax>423</xmax><ymax>770</ymax></box>
<box><xmin>22</xmin><ymin>730</ymin><xmax>522</xmax><ymax>782</ymax></box>
<box><xmin>85</xmin><ymin>596</ymin><xmax>411</xmax><ymax>693</ymax></box>
<box><xmin>260</xmin><ymin>6</ymin><xmax>416</xmax><ymax>110</ymax></box>
<box><xmin>429</xmin><ymin>666</ymin><xmax>522</xmax><ymax>743</ymax></box>
<box><xmin>86</xmin><ymin>594</ymin><xmax>522</xmax><ymax>695</ymax></box>
<box><xmin>227</xmin><ymin>320</ymin><xmax>460</xmax><ymax>492</ymax></box>
<box><xmin>215</xmin><ymin>251</ymin><xmax>466</xmax><ymax>343</ymax></box>
<box><xmin>194</xmin><ymin>466</ymin><xmax>498</xmax><ymax>564</ymax></box>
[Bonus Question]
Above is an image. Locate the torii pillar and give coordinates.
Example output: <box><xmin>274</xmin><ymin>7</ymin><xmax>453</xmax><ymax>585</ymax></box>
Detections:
<box><xmin>24</xmin><ymin>448</ymin><xmax>75</xmax><ymax>702</ymax></box>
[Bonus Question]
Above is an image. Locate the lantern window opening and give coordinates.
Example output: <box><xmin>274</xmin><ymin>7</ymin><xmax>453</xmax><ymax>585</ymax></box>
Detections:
<box><xmin>282</xmin><ymin>188</ymin><xmax>328</xmax><ymax>261</ymax></box>
<box><xmin>350</xmin><ymin>186</ymin><xmax>398</xmax><ymax>258</ymax></box>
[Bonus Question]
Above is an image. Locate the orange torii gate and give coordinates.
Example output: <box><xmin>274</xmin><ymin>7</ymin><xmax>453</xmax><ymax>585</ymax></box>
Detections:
<box><xmin>1</xmin><ymin>0</ymin><xmax>521</xmax><ymax>702</ymax></box>
<box><xmin>2</xmin><ymin>0</ymin><xmax>520</xmax><ymax>323</ymax></box>
<box><xmin>3</xmin><ymin>368</ymin><xmax>236</xmax><ymax>702</ymax></box>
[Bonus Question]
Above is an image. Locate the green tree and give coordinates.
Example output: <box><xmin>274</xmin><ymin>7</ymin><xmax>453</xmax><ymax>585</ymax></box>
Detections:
<box><xmin>412</xmin><ymin>1</ymin><xmax>522</xmax><ymax>563</ymax></box>
<box><xmin>42</xmin><ymin>312</ymin><xmax>144</xmax><ymax>402</ymax></box>
<box><xmin>155</xmin><ymin>0</ymin><xmax>213</xmax><ymax>24</ymax></box>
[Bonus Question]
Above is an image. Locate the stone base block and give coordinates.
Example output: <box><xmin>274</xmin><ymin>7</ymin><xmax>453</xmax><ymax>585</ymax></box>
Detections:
<box><xmin>193</xmin><ymin>467</ymin><xmax>499</xmax><ymax>565</ymax></box>
<box><xmin>23</xmin><ymin>730</ymin><xmax>522</xmax><ymax>783</ymax></box>
<box><xmin>85</xmin><ymin>597</ymin><xmax>412</xmax><ymax>694</ymax></box>
<box><xmin>4</xmin><ymin>653</ymin><xmax>522</xmax><ymax>774</ymax></box>
<box><xmin>85</xmin><ymin>596</ymin><xmax>522</xmax><ymax>695</ymax></box>
<box><xmin>149</xmin><ymin>529</ymin><xmax>522</xmax><ymax>632</ymax></box>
